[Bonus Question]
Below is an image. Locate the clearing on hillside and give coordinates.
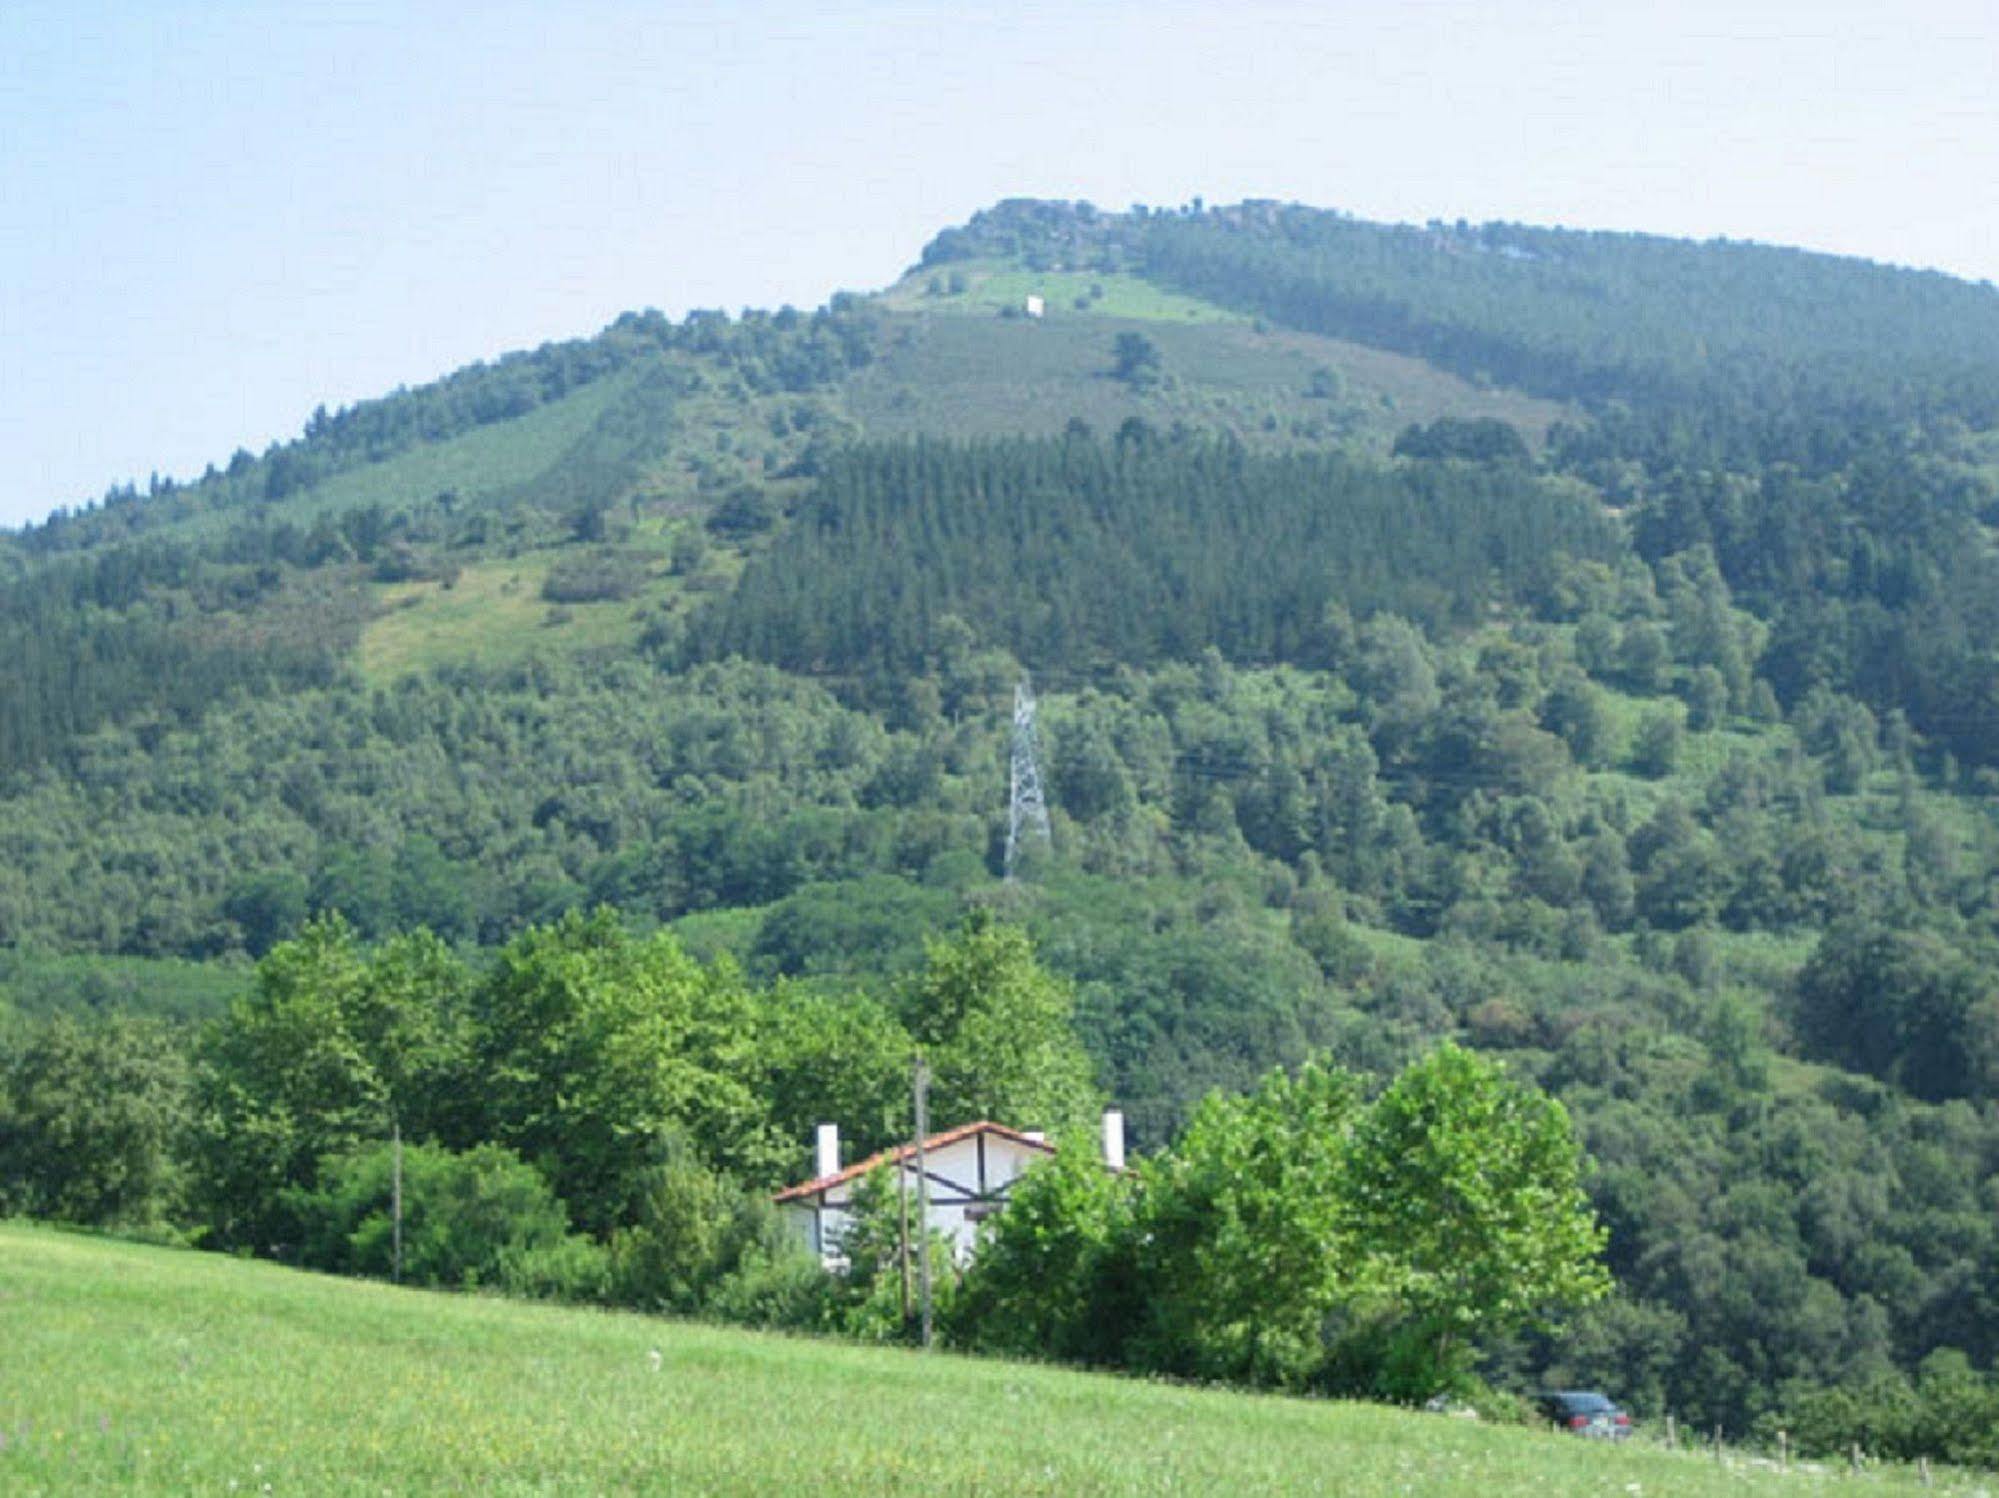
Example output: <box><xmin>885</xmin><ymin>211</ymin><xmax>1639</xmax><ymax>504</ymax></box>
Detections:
<box><xmin>846</xmin><ymin>306</ymin><xmax>1570</xmax><ymax>450</ymax></box>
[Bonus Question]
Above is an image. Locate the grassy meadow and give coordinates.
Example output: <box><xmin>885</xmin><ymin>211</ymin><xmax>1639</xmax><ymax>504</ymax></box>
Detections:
<box><xmin>846</xmin><ymin>312</ymin><xmax>1552</xmax><ymax>452</ymax></box>
<box><xmin>882</xmin><ymin>263</ymin><xmax>1249</xmax><ymax>324</ymax></box>
<box><xmin>355</xmin><ymin>524</ymin><xmax>741</xmax><ymax>682</ymax></box>
<box><xmin>356</xmin><ymin>547</ymin><xmax>658</xmax><ymax>682</ymax></box>
<box><xmin>0</xmin><ymin>1224</ymin><xmax>1982</xmax><ymax>1496</ymax></box>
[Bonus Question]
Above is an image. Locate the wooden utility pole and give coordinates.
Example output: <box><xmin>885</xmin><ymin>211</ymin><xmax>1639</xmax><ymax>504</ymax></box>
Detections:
<box><xmin>391</xmin><ymin>1115</ymin><xmax>404</xmax><ymax>1285</ymax></box>
<box><xmin>912</xmin><ymin>1054</ymin><xmax>933</xmax><ymax>1350</ymax></box>
<box><xmin>898</xmin><ymin>1138</ymin><xmax>911</xmax><ymax>1323</ymax></box>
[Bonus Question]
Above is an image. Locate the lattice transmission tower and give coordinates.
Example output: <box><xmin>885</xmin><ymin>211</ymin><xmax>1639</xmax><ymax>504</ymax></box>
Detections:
<box><xmin>1005</xmin><ymin>679</ymin><xmax>1052</xmax><ymax>881</ymax></box>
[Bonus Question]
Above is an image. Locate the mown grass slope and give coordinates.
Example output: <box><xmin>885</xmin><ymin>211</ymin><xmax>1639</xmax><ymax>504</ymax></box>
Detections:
<box><xmin>878</xmin><ymin>261</ymin><xmax>1249</xmax><ymax>324</ymax></box>
<box><xmin>170</xmin><ymin>368</ymin><xmax>649</xmax><ymax>543</ymax></box>
<box><xmin>0</xmin><ymin>1225</ymin><xmax>1971</xmax><ymax>1496</ymax></box>
<box><xmin>848</xmin><ymin>304</ymin><xmax>1568</xmax><ymax>449</ymax></box>
<box><xmin>355</xmin><ymin>526</ymin><xmax>736</xmax><ymax>683</ymax></box>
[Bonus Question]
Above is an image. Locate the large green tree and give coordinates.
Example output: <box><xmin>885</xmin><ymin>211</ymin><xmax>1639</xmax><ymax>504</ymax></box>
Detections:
<box><xmin>190</xmin><ymin>918</ymin><xmax>469</xmax><ymax>1251</ymax></box>
<box><xmin>467</xmin><ymin>910</ymin><xmax>782</xmax><ymax>1233</ymax></box>
<box><xmin>902</xmin><ymin>913</ymin><xmax>1099</xmax><ymax>1135</ymax></box>
<box><xmin>1793</xmin><ymin>923</ymin><xmax>1999</xmax><ymax>1102</ymax></box>
<box><xmin>1126</xmin><ymin>1059</ymin><xmax>1362</xmax><ymax>1386</ymax></box>
<box><xmin>1344</xmin><ymin>1043</ymin><xmax>1611</xmax><ymax>1394</ymax></box>
<box><xmin>0</xmin><ymin>1012</ymin><xmax>190</xmax><ymax>1226</ymax></box>
<box><xmin>753</xmin><ymin>984</ymin><xmax>912</xmax><ymax>1176</ymax></box>
<box><xmin>945</xmin><ymin>1132</ymin><xmax>1137</xmax><ymax>1365</ymax></box>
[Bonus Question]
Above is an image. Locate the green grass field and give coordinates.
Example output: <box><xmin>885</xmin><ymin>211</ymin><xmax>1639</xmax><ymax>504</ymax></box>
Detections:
<box><xmin>0</xmin><ymin>1225</ymin><xmax>1975</xmax><ymax>1495</ymax></box>
<box><xmin>355</xmin><ymin>528</ymin><xmax>741</xmax><ymax>682</ymax></box>
<box><xmin>168</xmin><ymin>370</ymin><xmax>647</xmax><ymax>546</ymax></box>
<box><xmin>845</xmin><ymin>309</ymin><xmax>1567</xmax><ymax>453</ymax></box>
<box><xmin>879</xmin><ymin>263</ymin><xmax>1246</xmax><ymax>324</ymax></box>
<box><xmin>357</xmin><ymin>548</ymin><xmax>648</xmax><ymax>681</ymax></box>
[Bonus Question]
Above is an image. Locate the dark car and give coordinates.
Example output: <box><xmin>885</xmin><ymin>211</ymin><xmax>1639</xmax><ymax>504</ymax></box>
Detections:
<box><xmin>1536</xmin><ymin>1390</ymin><xmax>1632</xmax><ymax>1439</ymax></box>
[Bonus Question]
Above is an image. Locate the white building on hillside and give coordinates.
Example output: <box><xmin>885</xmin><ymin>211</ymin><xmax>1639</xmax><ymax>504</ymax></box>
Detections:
<box><xmin>774</xmin><ymin>1110</ymin><xmax>1125</xmax><ymax>1265</ymax></box>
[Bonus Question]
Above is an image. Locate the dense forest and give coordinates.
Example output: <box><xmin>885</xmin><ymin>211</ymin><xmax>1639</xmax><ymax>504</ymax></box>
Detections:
<box><xmin>695</xmin><ymin>430</ymin><xmax>1614</xmax><ymax>678</ymax></box>
<box><xmin>927</xmin><ymin>198</ymin><xmax>1999</xmax><ymax>425</ymax></box>
<box><xmin>9</xmin><ymin>197</ymin><xmax>1999</xmax><ymax>1461</ymax></box>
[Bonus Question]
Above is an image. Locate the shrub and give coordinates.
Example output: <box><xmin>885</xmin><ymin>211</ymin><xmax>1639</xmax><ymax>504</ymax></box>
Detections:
<box><xmin>1392</xmin><ymin>417</ymin><xmax>1528</xmax><ymax>464</ymax></box>
<box><xmin>603</xmin><ymin>1140</ymin><xmax>811</xmax><ymax>1319</ymax></box>
<box><xmin>704</xmin><ymin>1243</ymin><xmax>836</xmax><ymax>1329</ymax></box>
<box><xmin>669</xmin><ymin>528</ymin><xmax>708</xmax><ymax>576</ymax></box>
<box><xmin>541</xmin><ymin>550</ymin><xmax>648</xmax><ymax>604</ymax></box>
<box><xmin>0</xmin><ymin>1013</ymin><xmax>190</xmax><ymax>1229</ymax></box>
<box><xmin>1763</xmin><ymin>1357</ymin><xmax>1999</xmax><ymax>1467</ymax></box>
<box><xmin>285</xmin><ymin>1141</ymin><xmax>586</xmax><ymax>1290</ymax></box>
<box><xmin>1632</xmin><ymin>709</ymin><xmax>1684</xmax><ymax>777</ymax></box>
<box><xmin>496</xmin><ymin>1235</ymin><xmax>611</xmax><ymax>1302</ymax></box>
<box><xmin>705</xmin><ymin>488</ymin><xmax>776</xmax><ymax>539</ymax></box>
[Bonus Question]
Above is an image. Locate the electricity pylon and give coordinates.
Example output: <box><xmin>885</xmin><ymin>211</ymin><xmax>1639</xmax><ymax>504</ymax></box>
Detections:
<box><xmin>1005</xmin><ymin>679</ymin><xmax>1052</xmax><ymax>881</ymax></box>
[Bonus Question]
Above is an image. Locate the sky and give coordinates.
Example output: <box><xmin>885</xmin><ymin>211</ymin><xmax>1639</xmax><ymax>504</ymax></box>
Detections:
<box><xmin>3</xmin><ymin>0</ymin><xmax>1996</xmax><ymax>529</ymax></box>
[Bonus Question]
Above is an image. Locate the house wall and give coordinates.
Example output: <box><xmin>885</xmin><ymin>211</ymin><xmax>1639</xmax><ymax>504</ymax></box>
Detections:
<box><xmin>782</xmin><ymin>1132</ymin><xmax>1053</xmax><ymax>1265</ymax></box>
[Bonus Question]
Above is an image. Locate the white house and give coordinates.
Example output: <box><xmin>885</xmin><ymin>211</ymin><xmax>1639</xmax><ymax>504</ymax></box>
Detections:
<box><xmin>775</xmin><ymin>1110</ymin><xmax>1125</xmax><ymax>1265</ymax></box>
<box><xmin>1023</xmin><ymin>293</ymin><xmax>1045</xmax><ymax>319</ymax></box>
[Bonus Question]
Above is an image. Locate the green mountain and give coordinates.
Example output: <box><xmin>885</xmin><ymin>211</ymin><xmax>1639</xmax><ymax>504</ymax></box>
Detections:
<box><xmin>9</xmin><ymin>198</ymin><xmax>1999</xmax><ymax>1442</ymax></box>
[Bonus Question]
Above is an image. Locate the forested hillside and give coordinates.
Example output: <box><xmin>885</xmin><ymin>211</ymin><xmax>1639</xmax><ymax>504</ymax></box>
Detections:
<box><xmin>696</xmin><ymin>431</ymin><xmax>1614</xmax><ymax>676</ymax></box>
<box><xmin>8</xmin><ymin>197</ymin><xmax>1999</xmax><ymax>1456</ymax></box>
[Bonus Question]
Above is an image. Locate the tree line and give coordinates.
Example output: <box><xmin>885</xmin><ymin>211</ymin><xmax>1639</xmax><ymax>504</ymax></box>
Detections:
<box><xmin>1</xmin><ymin>912</ymin><xmax>1611</xmax><ymax>1408</ymax></box>
<box><xmin>18</xmin><ymin>300</ymin><xmax>880</xmax><ymax>554</ymax></box>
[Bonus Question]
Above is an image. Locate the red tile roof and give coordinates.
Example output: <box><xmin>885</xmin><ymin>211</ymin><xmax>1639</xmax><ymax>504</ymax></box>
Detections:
<box><xmin>772</xmin><ymin>1120</ymin><xmax>1056</xmax><ymax>1204</ymax></box>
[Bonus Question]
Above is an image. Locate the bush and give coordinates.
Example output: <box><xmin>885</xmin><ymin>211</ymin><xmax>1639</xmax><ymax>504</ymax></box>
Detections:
<box><xmin>541</xmin><ymin>550</ymin><xmax>649</xmax><ymax>604</ymax></box>
<box><xmin>1111</xmin><ymin>333</ymin><xmax>1163</xmax><ymax>389</ymax></box>
<box><xmin>497</xmin><ymin>1235</ymin><xmax>611</xmax><ymax>1301</ymax></box>
<box><xmin>0</xmin><ymin>1013</ymin><xmax>190</xmax><ymax>1228</ymax></box>
<box><xmin>285</xmin><ymin>1141</ymin><xmax>587</xmax><ymax>1290</ymax></box>
<box><xmin>1763</xmin><ymin>1356</ymin><xmax>1999</xmax><ymax>1467</ymax></box>
<box><xmin>669</xmin><ymin>528</ymin><xmax>708</xmax><ymax>576</ymax></box>
<box><xmin>1392</xmin><ymin>417</ymin><xmax>1528</xmax><ymax>464</ymax></box>
<box><xmin>1465</xmin><ymin>1384</ymin><xmax>1543</xmax><ymax>1427</ymax></box>
<box><xmin>603</xmin><ymin>1141</ymin><xmax>811</xmax><ymax>1319</ymax></box>
<box><xmin>705</xmin><ymin>488</ymin><xmax>776</xmax><ymax>539</ymax></box>
<box><xmin>704</xmin><ymin>1243</ymin><xmax>836</xmax><ymax>1329</ymax></box>
<box><xmin>1632</xmin><ymin>709</ymin><xmax>1684</xmax><ymax>777</ymax></box>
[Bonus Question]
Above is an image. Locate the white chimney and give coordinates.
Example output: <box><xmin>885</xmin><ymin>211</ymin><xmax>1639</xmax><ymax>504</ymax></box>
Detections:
<box><xmin>1023</xmin><ymin>1130</ymin><xmax>1047</xmax><ymax>1144</ymax></box>
<box><xmin>1102</xmin><ymin>1108</ymin><xmax>1126</xmax><ymax>1171</ymax></box>
<box><xmin>815</xmin><ymin>1123</ymin><xmax>840</xmax><ymax>1180</ymax></box>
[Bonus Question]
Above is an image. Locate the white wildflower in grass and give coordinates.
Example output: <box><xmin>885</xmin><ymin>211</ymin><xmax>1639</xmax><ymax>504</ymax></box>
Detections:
<box><xmin>647</xmin><ymin>1348</ymin><xmax>662</xmax><ymax>1373</ymax></box>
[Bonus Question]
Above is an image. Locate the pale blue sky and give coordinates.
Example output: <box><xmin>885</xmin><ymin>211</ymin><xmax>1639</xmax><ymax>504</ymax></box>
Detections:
<box><xmin>3</xmin><ymin>0</ymin><xmax>1995</xmax><ymax>528</ymax></box>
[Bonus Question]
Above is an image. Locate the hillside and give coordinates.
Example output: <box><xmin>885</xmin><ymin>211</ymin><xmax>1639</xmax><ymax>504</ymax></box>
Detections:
<box><xmin>9</xmin><ymin>198</ymin><xmax>1999</xmax><ymax>1454</ymax></box>
<box><xmin>0</xmin><ymin>1224</ymin><xmax>1965</xmax><ymax>1496</ymax></box>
